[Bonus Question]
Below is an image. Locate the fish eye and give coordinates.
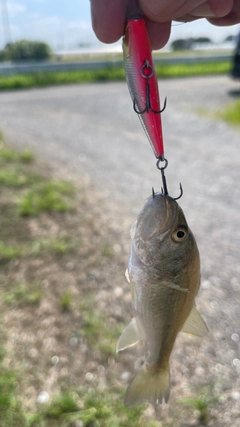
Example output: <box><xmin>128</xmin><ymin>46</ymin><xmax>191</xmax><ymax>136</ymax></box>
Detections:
<box><xmin>171</xmin><ymin>227</ymin><xmax>188</xmax><ymax>242</ymax></box>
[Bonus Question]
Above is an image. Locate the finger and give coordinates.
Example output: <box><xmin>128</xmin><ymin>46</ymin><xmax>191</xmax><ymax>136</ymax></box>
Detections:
<box><xmin>139</xmin><ymin>0</ymin><xmax>207</xmax><ymax>22</ymax></box>
<box><xmin>145</xmin><ymin>20</ymin><xmax>171</xmax><ymax>50</ymax></box>
<box><xmin>90</xmin><ymin>0</ymin><xmax>127</xmax><ymax>43</ymax></box>
<box><xmin>139</xmin><ymin>0</ymin><xmax>234</xmax><ymax>22</ymax></box>
<box><xmin>175</xmin><ymin>14</ymin><xmax>202</xmax><ymax>22</ymax></box>
<box><xmin>191</xmin><ymin>0</ymin><xmax>234</xmax><ymax>17</ymax></box>
<box><xmin>207</xmin><ymin>0</ymin><xmax>240</xmax><ymax>25</ymax></box>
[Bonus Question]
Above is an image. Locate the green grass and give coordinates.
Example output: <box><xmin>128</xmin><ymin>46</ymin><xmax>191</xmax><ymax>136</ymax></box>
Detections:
<box><xmin>81</xmin><ymin>299</ymin><xmax>123</xmax><ymax>357</ymax></box>
<box><xmin>0</xmin><ymin>145</ymin><xmax>35</xmax><ymax>163</ymax></box>
<box><xmin>30</xmin><ymin>236</ymin><xmax>73</xmax><ymax>256</ymax></box>
<box><xmin>0</xmin><ymin>61</ymin><xmax>231</xmax><ymax>90</ymax></box>
<box><xmin>18</xmin><ymin>149</ymin><xmax>35</xmax><ymax>163</ymax></box>
<box><xmin>44</xmin><ymin>392</ymin><xmax>79</xmax><ymax>420</ymax></box>
<box><xmin>4</xmin><ymin>283</ymin><xmax>43</xmax><ymax>306</ymax></box>
<box><xmin>0</xmin><ymin>371</ymin><xmax>159</xmax><ymax>427</ymax></box>
<box><xmin>0</xmin><ymin>147</ymin><xmax>18</xmax><ymax>162</ymax></box>
<box><xmin>0</xmin><ymin>169</ymin><xmax>28</xmax><ymax>186</ymax></box>
<box><xmin>180</xmin><ymin>386</ymin><xmax>219</xmax><ymax>425</ymax></box>
<box><xmin>155</xmin><ymin>61</ymin><xmax>231</xmax><ymax>78</ymax></box>
<box><xmin>0</xmin><ymin>242</ymin><xmax>21</xmax><ymax>262</ymax></box>
<box><xmin>0</xmin><ymin>369</ymin><xmax>26</xmax><ymax>427</ymax></box>
<box><xmin>0</xmin><ymin>137</ymin><xmax>75</xmax><ymax>217</ymax></box>
<box><xmin>59</xmin><ymin>292</ymin><xmax>72</xmax><ymax>311</ymax></box>
<box><xmin>100</xmin><ymin>243</ymin><xmax>115</xmax><ymax>258</ymax></box>
<box><xmin>18</xmin><ymin>180</ymin><xmax>75</xmax><ymax>216</ymax></box>
<box><xmin>43</xmin><ymin>388</ymin><xmax>159</xmax><ymax>427</ymax></box>
<box><xmin>218</xmin><ymin>100</ymin><xmax>240</xmax><ymax>127</ymax></box>
<box><xmin>0</xmin><ymin>136</ymin><xmax>163</xmax><ymax>427</ymax></box>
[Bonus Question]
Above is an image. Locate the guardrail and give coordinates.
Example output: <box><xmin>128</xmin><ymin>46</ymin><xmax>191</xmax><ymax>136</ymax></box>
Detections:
<box><xmin>0</xmin><ymin>54</ymin><xmax>232</xmax><ymax>76</ymax></box>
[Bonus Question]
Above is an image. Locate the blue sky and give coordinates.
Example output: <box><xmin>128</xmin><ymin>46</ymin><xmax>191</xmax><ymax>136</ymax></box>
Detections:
<box><xmin>0</xmin><ymin>0</ymin><xmax>239</xmax><ymax>51</ymax></box>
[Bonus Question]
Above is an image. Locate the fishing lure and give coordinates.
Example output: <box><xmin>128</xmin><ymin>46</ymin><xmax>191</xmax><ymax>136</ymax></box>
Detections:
<box><xmin>123</xmin><ymin>1</ymin><xmax>166</xmax><ymax>160</ymax></box>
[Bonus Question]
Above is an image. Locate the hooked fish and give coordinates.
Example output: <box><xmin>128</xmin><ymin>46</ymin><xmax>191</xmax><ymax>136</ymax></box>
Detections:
<box><xmin>117</xmin><ymin>192</ymin><xmax>208</xmax><ymax>407</ymax></box>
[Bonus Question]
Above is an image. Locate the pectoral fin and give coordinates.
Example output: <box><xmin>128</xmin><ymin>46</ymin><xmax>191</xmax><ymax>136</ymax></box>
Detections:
<box><xmin>125</xmin><ymin>268</ymin><xmax>130</xmax><ymax>282</ymax></box>
<box><xmin>181</xmin><ymin>304</ymin><xmax>208</xmax><ymax>337</ymax></box>
<box><xmin>116</xmin><ymin>318</ymin><xmax>143</xmax><ymax>353</ymax></box>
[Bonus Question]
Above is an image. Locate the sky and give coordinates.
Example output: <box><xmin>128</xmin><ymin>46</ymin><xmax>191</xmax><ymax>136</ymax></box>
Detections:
<box><xmin>0</xmin><ymin>0</ymin><xmax>239</xmax><ymax>51</ymax></box>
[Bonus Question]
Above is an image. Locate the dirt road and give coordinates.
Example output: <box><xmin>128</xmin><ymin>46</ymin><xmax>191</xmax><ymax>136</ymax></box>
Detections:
<box><xmin>1</xmin><ymin>76</ymin><xmax>240</xmax><ymax>424</ymax></box>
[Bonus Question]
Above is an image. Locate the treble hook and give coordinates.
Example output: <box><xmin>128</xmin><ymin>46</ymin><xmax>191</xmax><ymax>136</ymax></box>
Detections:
<box><xmin>156</xmin><ymin>157</ymin><xmax>183</xmax><ymax>200</ymax></box>
<box><xmin>156</xmin><ymin>157</ymin><xmax>168</xmax><ymax>196</ymax></box>
<box><xmin>133</xmin><ymin>60</ymin><xmax>167</xmax><ymax>115</ymax></box>
<box><xmin>173</xmin><ymin>183</ymin><xmax>183</xmax><ymax>201</ymax></box>
<box><xmin>133</xmin><ymin>95</ymin><xmax>167</xmax><ymax>114</ymax></box>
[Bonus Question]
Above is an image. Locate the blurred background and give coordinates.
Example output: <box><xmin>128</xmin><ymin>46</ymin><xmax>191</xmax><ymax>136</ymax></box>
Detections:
<box><xmin>0</xmin><ymin>1</ymin><xmax>240</xmax><ymax>427</ymax></box>
<box><xmin>0</xmin><ymin>0</ymin><xmax>239</xmax><ymax>53</ymax></box>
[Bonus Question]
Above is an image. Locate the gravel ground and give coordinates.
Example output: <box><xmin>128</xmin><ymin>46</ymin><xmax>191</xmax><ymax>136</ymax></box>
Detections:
<box><xmin>0</xmin><ymin>76</ymin><xmax>240</xmax><ymax>425</ymax></box>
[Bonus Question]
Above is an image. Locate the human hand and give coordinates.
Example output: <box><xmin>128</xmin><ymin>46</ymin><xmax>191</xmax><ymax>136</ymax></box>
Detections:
<box><xmin>90</xmin><ymin>0</ymin><xmax>240</xmax><ymax>50</ymax></box>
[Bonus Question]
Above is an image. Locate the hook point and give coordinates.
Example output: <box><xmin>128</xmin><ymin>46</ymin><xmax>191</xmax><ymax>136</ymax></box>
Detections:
<box><xmin>173</xmin><ymin>183</ymin><xmax>183</xmax><ymax>200</ymax></box>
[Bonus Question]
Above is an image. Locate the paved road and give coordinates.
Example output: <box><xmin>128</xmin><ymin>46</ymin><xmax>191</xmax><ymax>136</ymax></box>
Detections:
<box><xmin>1</xmin><ymin>75</ymin><xmax>240</xmax><ymax>281</ymax></box>
<box><xmin>1</xmin><ymin>77</ymin><xmax>240</xmax><ymax>417</ymax></box>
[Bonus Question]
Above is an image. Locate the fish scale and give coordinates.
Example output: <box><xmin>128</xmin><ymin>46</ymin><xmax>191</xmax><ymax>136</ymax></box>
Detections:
<box><xmin>117</xmin><ymin>193</ymin><xmax>208</xmax><ymax>407</ymax></box>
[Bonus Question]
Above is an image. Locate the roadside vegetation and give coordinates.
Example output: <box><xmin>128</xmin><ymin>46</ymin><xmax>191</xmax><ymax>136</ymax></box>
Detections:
<box><xmin>0</xmin><ymin>40</ymin><xmax>52</xmax><ymax>62</ymax></box>
<box><xmin>217</xmin><ymin>99</ymin><xmax>240</xmax><ymax>127</ymax></box>
<box><xmin>0</xmin><ymin>61</ymin><xmax>231</xmax><ymax>91</ymax></box>
<box><xmin>0</xmin><ymin>131</ymin><xmax>224</xmax><ymax>426</ymax></box>
<box><xmin>0</xmin><ymin>132</ymin><xmax>162</xmax><ymax>426</ymax></box>
<box><xmin>198</xmin><ymin>99</ymin><xmax>240</xmax><ymax>128</ymax></box>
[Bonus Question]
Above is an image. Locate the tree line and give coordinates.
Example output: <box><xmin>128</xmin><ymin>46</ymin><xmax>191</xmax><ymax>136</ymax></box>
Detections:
<box><xmin>0</xmin><ymin>40</ymin><xmax>52</xmax><ymax>61</ymax></box>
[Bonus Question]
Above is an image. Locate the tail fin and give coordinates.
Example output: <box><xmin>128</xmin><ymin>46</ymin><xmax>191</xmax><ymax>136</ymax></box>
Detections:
<box><xmin>124</xmin><ymin>364</ymin><xmax>170</xmax><ymax>408</ymax></box>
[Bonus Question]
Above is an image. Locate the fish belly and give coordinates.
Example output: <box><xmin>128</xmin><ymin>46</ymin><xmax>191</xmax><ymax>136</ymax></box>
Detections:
<box><xmin>135</xmin><ymin>279</ymin><xmax>193</xmax><ymax>368</ymax></box>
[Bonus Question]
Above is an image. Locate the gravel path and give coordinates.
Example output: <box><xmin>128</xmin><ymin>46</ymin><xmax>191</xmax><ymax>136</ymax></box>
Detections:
<box><xmin>1</xmin><ymin>76</ymin><xmax>240</xmax><ymax>424</ymax></box>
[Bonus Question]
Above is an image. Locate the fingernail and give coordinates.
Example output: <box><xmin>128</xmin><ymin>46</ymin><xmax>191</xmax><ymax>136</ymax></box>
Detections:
<box><xmin>191</xmin><ymin>3</ymin><xmax>216</xmax><ymax>17</ymax></box>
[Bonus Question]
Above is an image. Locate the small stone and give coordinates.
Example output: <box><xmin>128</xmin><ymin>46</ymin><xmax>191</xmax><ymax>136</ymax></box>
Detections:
<box><xmin>66</xmin><ymin>262</ymin><xmax>75</xmax><ymax>271</ymax></box>
<box><xmin>37</xmin><ymin>391</ymin><xmax>49</xmax><ymax>404</ymax></box>
<box><xmin>233</xmin><ymin>358</ymin><xmax>240</xmax><ymax>367</ymax></box>
<box><xmin>195</xmin><ymin>366</ymin><xmax>205</xmax><ymax>376</ymax></box>
<box><xmin>231</xmin><ymin>391</ymin><xmax>240</xmax><ymax>400</ymax></box>
<box><xmin>85</xmin><ymin>372</ymin><xmax>93</xmax><ymax>381</ymax></box>
<box><xmin>113</xmin><ymin>244</ymin><xmax>121</xmax><ymax>253</ymax></box>
<box><xmin>70</xmin><ymin>336</ymin><xmax>78</xmax><ymax>346</ymax></box>
<box><xmin>210</xmin><ymin>300</ymin><xmax>218</xmax><ymax>309</ymax></box>
<box><xmin>78</xmin><ymin>154</ymin><xmax>87</xmax><ymax>162</ymax></box>
<box><xmin>121</xmin><ymin>371</ymin><xmax>131</xmax><ymax>382</ymax></box>
<box><xmin>231</xmin><ymin>333</ymin><xmax>239</xmax><ymax>342</ymax></box>
<box><xmin>114</xmin><ymin>287</ymin><xmax>123</xmax><ymax>297</ymax></box>
<box><xmin>98</xmin><ymin>365</ymin><xmax>105</xmax><ymax>374</ymax></box>
<box><xmin>51</xmin><ymin>355</ymin><xmax>59</xmax><ymax>365</ymax></box>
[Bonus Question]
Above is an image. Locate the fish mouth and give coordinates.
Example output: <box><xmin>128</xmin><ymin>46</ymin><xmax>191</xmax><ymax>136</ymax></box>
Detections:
<box><xmin>135</xmin><ymin>193</ymin><xmax>178</xmax><ymax>241</ymax></box>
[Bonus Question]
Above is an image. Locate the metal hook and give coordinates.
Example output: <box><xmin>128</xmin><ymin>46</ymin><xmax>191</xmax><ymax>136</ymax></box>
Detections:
<box><xmin>173</xmin><ymin>183</ymin><xmax>183</xmax><ymax>200</ymax></box>
<box><xmin>149</xmin><ymin>96</ymin><xmax>167</xmax><ymax>114</ymax></box>
<box><xmin>140</xmin><ymin>60</ymin><xmax>154</xmax><ymax>79</ymax></box>
<box><xmin>156</xmin><ymin>157</ymin><xmax>168</xmax><ymax>196</ymax></box>
<box><xmin>133</xmin><ymin>93</ymin><xmax>167</xmax><ymax>114</ymax></box>
<box><xmin>156</xmin><ymin>158</ymin><xmax>183</xmax><ymax>200</ymax></box>
<box><xmin>133</xmin><ymin>59</ymin><xmax>167</xmax><ymax>115</ymax></box>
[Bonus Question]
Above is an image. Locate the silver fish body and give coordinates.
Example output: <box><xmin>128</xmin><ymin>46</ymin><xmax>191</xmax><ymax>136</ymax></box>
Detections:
<box><xmin>117</xmin><ymin>193</ymin><xmax>208</xmax><ymax>407</ymax></box>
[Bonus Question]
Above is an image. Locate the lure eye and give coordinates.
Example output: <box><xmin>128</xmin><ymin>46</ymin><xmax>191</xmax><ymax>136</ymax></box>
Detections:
<box><xmin>171</xmin><ymin>227</ymin><xmax>188</xmax><ymax>242</ymax></box>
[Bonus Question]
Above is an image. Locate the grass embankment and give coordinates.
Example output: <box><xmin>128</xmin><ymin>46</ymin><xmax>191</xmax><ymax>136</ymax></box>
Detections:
<box><xmin>0</xmin><ymin>132</ymin><xmax>164</xmax><ymax>426</ymax></box>
<box><xmin>0</xmin><ymin>61</ymin><xmax>231</xmax><ymax>90</ymax></box>
<box><xmin>0</xmin><ymin>132</ymin><xmax>222</xmax><ymax>426</ymax></box>
<box><xmin>218</xmin><ymin>100</ymin><xmax>240</xmax><ymax>127</ymax></box>
<box><xmin>199</xmin><ymin>99</ymin><xmax>240</xmax><ymax>128</ymax></box>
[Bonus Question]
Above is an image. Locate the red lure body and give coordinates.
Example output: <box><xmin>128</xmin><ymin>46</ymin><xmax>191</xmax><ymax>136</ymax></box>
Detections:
<box><xmin>123</xmin><ymin>18</ymin><xmax>165</xmax><ymax>159</ymax></box>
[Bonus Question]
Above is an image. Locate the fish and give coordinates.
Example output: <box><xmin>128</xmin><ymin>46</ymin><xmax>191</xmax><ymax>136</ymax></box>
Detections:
<box><xmin>117</xmin><ymin>192</ymin><xmax>208</xmax><ymax>407</ymax></box>
<box><xmin>123</xmin><ymin>13</ymin><xmax>165</xmax><ymax>158</ymax></box>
